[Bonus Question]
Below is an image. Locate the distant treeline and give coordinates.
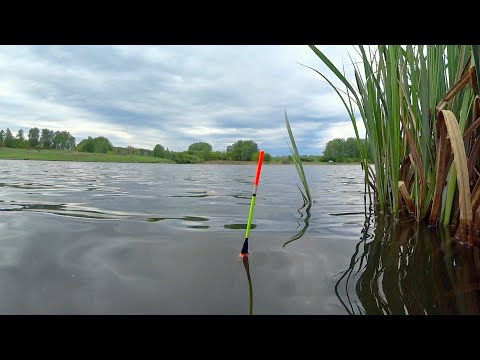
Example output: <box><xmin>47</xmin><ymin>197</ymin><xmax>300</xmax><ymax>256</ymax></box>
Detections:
<box><xmin>77</xmin><ymin>137</ymin><xmax>272</xmax><ymax>164</ymax></box>
<box><xmin>0</xmin><ymin>127</ymin><xmax>76</xmax><ymax>150</ymax></box>
<box><xmin>321</xmin><ymin>137</ymin><xmax>372</xmax><ymax>162</ymax></box>
<box><xmin>153</xmin><ymin>140</ymin><xmax>272</xmax><ymax>164</ymax></box>
<box><xmin>0</xmin><ymin>127</ymin><xmax>368</xmax><ymax>164</ymax></box>
<box><xmin>269</xmin><ymin>137</ymin><xmax>372</xmax><ymax>164</ymax></box>
<box><xmin>0</xmin><ymin>127</ymin><xmax>272</xmax><ymax>164</ymax></box>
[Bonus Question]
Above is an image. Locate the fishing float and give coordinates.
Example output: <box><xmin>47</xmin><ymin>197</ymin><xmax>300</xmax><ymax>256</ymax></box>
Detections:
<box><xmin>240</xmin><ymin>149</ymin><xmax>265</xmax><ymax>257</ymax></box>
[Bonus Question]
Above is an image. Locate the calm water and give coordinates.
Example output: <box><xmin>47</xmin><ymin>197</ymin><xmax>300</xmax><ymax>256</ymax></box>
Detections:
<box><xmin>1</xmin><ymin>160</ymin><xmax>479</xmax><ymax>314</ymax></box>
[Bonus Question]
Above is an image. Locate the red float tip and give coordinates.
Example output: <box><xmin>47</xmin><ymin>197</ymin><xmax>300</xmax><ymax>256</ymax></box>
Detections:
<box><xmin>254</xmin><ymin>150</ymin><xmax>265</xmax><ymax>186</ymax></box>
<box><xmin>239</xmin><ymin>252</ymin><xmax>249</xmax><ymax>258</ymax></box>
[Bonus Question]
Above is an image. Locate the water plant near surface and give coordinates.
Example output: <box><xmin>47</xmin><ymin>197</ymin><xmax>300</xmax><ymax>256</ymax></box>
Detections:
<box><xmin>284</xmin><ymin>110</ymin><xmax>312</xmax><ymax>205</ymax></box>
<box><xmin>307</xmin><ymin>45</ymin><xmax>480</xmax><ymax>242</ymax></box>
<box><xmin>283</xmin><ymin>110</ymin><xmax>313</xmax><ymax>247</ymax></box>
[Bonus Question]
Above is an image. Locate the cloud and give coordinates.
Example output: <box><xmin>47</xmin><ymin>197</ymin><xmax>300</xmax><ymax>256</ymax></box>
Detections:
<box><xmin>0</xmin><ymin>45</ymin><xmax>363</xmax><ymax>155</ymax></box>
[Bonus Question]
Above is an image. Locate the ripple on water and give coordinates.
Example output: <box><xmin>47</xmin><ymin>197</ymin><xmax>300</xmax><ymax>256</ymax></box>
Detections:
<box><xmin>0</xmin><ymin>202</ymin><xmax>132</xmax><ymax>220</ymax></box>
<box><xmin>146</xmin><ymin>216</ymin><xmax>209</xmax><ymax>222</ymax></box>
<box><xmin>0</xmin><ymin>161</ymin><xmax>372</xmax><ymax>313</ymax></box>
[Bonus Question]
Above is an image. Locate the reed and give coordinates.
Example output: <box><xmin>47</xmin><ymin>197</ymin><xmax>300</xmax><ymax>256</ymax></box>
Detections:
<box><xmin>284</xmin><ymin>110</ymin><xmax>312</xmax><ymax>204</ymax></box>
<box><xmin>308</xmin><ymin>45</ymin><xmax>480</xmax><ymax>241</ymax></box>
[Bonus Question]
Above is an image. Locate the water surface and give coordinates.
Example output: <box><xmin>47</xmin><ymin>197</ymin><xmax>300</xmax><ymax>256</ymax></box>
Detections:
<box><xmin>2</xmin><ymin>160</ymin><xmax>477</xmax><ymax>314</ymax></box>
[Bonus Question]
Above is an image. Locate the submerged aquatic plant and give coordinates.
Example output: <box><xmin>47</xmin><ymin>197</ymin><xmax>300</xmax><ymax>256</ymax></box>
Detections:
<box><xmin>284</xmin><ymin>110</ymin><xmax>312</xmax><ymax>204</ymax></box>
<box><xmin>307</xmin><ymin>45</ymin><xmax>480</xmax><ymax>242</ymax></box>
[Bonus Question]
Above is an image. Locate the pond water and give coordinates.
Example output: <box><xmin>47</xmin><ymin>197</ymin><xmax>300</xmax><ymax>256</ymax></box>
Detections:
<box><xmin>1</xmin><ymin>160</ymin><xmax>479</xmax><ymax>314</ymax></box>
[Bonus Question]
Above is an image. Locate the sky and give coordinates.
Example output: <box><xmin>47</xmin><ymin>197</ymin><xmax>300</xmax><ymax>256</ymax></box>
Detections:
<box><xmin>0</xmin><ymin>45</ymin><xmax>366</xmax><ymax>155</ymax></box>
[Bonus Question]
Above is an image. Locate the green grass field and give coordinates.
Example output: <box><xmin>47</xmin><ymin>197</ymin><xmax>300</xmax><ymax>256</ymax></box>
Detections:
<box><xmin>0</xmin><ymin>147</ymin><xmax>174</xmax><ymax>163</ymax></box>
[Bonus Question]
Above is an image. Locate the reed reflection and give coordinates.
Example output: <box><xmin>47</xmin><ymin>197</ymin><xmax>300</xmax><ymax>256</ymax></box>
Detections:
<box><xmin>335</xmin><ymin>212</ymin><xmax>480</xmax><ymax>315</ymax></box>
<box><xmin>283</xmin><ymin>202</ymin><xmax>312</xmax><ymax>248</ymax></box>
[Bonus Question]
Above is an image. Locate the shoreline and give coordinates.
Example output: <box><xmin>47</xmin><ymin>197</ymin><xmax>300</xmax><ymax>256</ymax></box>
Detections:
<box><xmin>0</xmin><ymin>148</ymin><xmax>361</xmax><ymax>165</ymax></box>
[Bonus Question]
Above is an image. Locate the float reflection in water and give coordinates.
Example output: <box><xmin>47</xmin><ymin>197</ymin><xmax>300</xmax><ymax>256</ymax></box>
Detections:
<box><xmin>241</xmin><ymin>255</ymin><xmax>253</xmax><ymax>315</ymax></box>
<box><xmin>335</xmin><ymin>212</ymin><xmax>480</xmax><ymax>315</ymax></box>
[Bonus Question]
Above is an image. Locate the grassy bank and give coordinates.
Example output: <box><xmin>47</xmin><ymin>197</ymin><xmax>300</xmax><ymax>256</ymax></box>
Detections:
<box><xmin>0</xmin><ymin>148</ymin><xmax>360</xmax><ymax>166</ymax></box>
<box><xmin>0</xmin><ymin>147</ymin><xmax>174</xmax><ymax>163</ymax></box>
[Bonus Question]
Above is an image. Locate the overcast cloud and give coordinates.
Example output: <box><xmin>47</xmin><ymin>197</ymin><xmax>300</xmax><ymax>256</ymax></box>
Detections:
<box><xmin>0</xmin><ymin>45</ymin><xmax>365</xmax><ymax>155</ymax></box>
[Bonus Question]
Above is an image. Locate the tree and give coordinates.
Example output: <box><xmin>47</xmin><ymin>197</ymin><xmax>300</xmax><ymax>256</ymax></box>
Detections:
<box><xmin>28</xmin><ymin>127</ymin><xmax>40</xmax><ymax>148</ymax></box>
<box><xmin>76</xmin><ymin>137</ymin><xmax>95</xmax><ymax>152</ymax></box>
<box><xmin>153</xmin><ymin>144</ymin><xmax>166</xmax><ymax>158</ymax></box>
<box><xmin>76</xmin><ymin>136</ymin><xmax>112</xmax><ymax>153</ymax></box>
<box><xmin>164</xmin><ymin>148</ymin><xmax>172</xmax><ymax>160</ymax></box>
<box><xmin>323</xmin><ymin>138</ymin><xmax>346</xmax><ymax>162</ymax></box>
<box><xmin>169</xmin><ymin>151</ymin><xmax>203</xmax><ymax>164</ymax></box>
<box><xmin>226</xmin><ymin>140</ymin><xmax>259</xmax><ymax>161</ymax></box>
<box><xmin>210</xmin><ymin>151</ymin><xmax>227</xmax><ymax>161</ymax></box>
<box><xmin>40</xmin><ymin>128</ymin><xmax>54</xmax><ymax>149</ymax></box>
<box><xmin>138</xmin><ymin>148</ymin><xmax>152</xmax><ymax>156</ymax></box>
<box><xmin>344</xmin><ymin>137</ymin><xmax>360</xmax><ymax>159</ymax></box>
<box><xmin>322</xmin><ymin>137</ymin><xmax>367</xmax><ymax>162</ymax></box>
<box><xmin>67</xmin><ymin>134</ymin><xmax>76</xmax><ymax>151</ymax></box>
<box><xmin>188</xmin><ymin>142</ymin><xmax>212</xmax><ymax>160</ymax></box>
<box><xmin>188</xmin><ymin>142</ymin><xmax>212</xmax><ymax>152</ymax></box>
<box><xmin>93</xmin><ymin>136</ymin><xmax>113</xmax><ymax>153</ymax></box>
<box><xmin>16</xmin><ymin>129</ymin><xmax>26</xmax><ymax>147</ymax></box>
<box><xmin>17</xmin><ymin>129</ymin><xmax>25</xmax><ymax>144</ymax></box>
<box><xmin>0</xmin><ymin>130</ymin><xmax>4</xmax><ymax>147</ymax></box>
<box><xmin>300</xmin><ymin>156</ymin><xmax>314</xmax><ymax>162</ymax></box>
<box><xmin>51</xmin><ymin>130</ymin><xmax>76</xmax><ymax>150</ymax></box>
<box><xmin>4</xmin><ymin>128</ymin><xmax>14</xmax><ymax>147</ymax></box>
<box><xmin>117</xmin><ymin>146</ymin><xmax>136</xmax><ymax>155</ymax></box>
<box><xmin>52</xmin><ymin>131</ymin><xmax>62</xmax><ymax>149</ymax></box>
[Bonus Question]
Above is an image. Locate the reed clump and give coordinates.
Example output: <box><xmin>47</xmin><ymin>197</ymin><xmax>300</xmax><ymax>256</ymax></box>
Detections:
<box><xmin>308</xmin><ymin>45</ymin><xmax>480</xmax><ymax>243</ymax></box>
